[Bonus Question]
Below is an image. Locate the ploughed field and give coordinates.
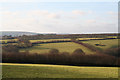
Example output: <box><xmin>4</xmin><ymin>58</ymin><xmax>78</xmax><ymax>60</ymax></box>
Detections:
<box><xmin>2</xmin><ymin>63</ymin><xmax>118</xmax><ymax>78</ymax></box>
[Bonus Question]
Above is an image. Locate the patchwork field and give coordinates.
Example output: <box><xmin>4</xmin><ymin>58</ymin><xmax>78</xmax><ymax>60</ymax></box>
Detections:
<box><xmin>20</xmin><ymin>42</ymin><xmax>95</xmax><ymax>54</ymax></box>
<box><xmin>20</xmin><ymin>39</ymin><xmax>119</xmax><ymax>54</ymax></box>
<box><xmin>82</xmin><ymin>39</ymin><xmax>119</xmax><ymax>50</ymax></box>
<box><xmin>2</xmin><ymin>63</ymin><xmax>118</xmax><ymax>78</ymax></box>
<box><xmin>1</xmin><ymin>36</ymin><xmax>119</xmax><ymax>79</ymax></box>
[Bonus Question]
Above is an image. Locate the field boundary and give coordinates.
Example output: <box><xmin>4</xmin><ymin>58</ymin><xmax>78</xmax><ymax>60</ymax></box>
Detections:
<box><xmin>72</xmin><ymin>40</ymin><xmax>102</xmax><ymax>53</ymax></box>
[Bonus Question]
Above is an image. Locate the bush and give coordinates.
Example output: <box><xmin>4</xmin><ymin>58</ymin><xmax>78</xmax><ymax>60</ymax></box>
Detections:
<box><xmin>72</xmin><ymin>48</ymin><xmax>85</xmax><ymax>56</ymax></box>
<box><xmin>104</xmin><ymin>47</ymin><xmax>120</xmax><ymax>57</ymax></box>
<box><xmin>2</xmin><ymin>45</ymin><xmax>19</xmax><ymax>53</ymax></box>
<box><xmin>49</xmin><ymin>49</ymin><xmax>59</xmax><ymax>54</ymax></box>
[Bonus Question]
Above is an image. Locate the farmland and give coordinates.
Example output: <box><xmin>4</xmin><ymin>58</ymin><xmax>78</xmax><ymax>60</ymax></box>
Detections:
<box><xmin>2</xmin><ymin>63</ymin><xmax>118</xmax><ymax>78</ymax></box>
<box><xmin>1</xmin><ymin>33</ymin><xmax>119</xmax><ymax>78</ymax></box>
<box><xmin>82</xmin><ymin>39</ymin><xmax>119</xmax><ymax>50</ymax></box>
<box><xmin>30</xmin><ymin>38</ymin><xmax>71</xmax><ymax>43</ymax></box>
<box><xmin>20</xmin><ymin>38</ymin><xmax>119</xmax><ymax>54</ymax></box>
<box><xmin>1</xmin><ymin>1</ymin><xmax>119</xmax><ymax>78</ymax></box>
<box><xmin>20</xmin><ymin>42</ymin><xmax>95</xmax><ymax>54</ymax></box>
<box><xmin>1</xmin><ymin>37</ymin><xmax>119</xmax><ymax>54</ymax></box>
<box><xmin>0</xmin><ymin>39</ymin><xmax>18</xmax><ymax>43</ymax></box>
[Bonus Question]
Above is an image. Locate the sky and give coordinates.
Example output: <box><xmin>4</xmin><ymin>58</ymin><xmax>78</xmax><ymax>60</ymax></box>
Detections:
<box><xmin>0</xmin><ymin>1</ymin><xmax>118</xmax><ymax>34</ymax></box>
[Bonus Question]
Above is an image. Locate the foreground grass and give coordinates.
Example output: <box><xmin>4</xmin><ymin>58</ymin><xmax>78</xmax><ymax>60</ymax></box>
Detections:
<box><xmin>2</xmin><ymin>63</ymin><xmax>118</xmax><ymax>78</ymax></box>
<box><xmin>20</xmin><ymin>42</ymin><xmax>95</xmax><ymax>54</ymax></box>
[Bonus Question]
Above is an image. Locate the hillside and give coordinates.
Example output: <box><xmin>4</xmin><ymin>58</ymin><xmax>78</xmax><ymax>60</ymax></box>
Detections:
<box><xmin>0</xmin><ymin>31</ymin><xmax>39</xmax><ymax>37</ymax></box>
<box><xmin>2</xmin><ymin>63</ymin><xmax>118</xmax><ymax>78</ymax></box>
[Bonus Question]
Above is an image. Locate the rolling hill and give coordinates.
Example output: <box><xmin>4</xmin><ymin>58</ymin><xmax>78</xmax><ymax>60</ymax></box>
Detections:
<box><xmin>0</xmin><ymin>31</ymin><xmax>39</xmax><ymax>37</ymax></box>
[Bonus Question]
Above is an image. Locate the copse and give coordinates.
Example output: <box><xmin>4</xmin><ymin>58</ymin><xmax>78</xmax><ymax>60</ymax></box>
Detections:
<box><xmin>17</xmin><ymin>37</ymin><xmax>32</xmax><ymax>48</ymax></box>
<box><xmin>2</xmin><ymin>45</ymin><xmax>19</xmax><ymax>53</ymax></box>
<box><xmin>47</xmin><ymin>49</ymin><xmax>60</xmax><ymax>64</ymax></box>
<box><xmin>70</xmin><ymin>48</ymin><xmax>85</xmax><ymax>65</ymax></box>
<box><xmin>104</xmin><ymin>47</ymin><xmax>120</xmax><ymax>57</ymax></box>
<box><xmin>72</xmin><ymin>48</ymin><xmax>85</xmax><ymax>56</ymax></box>
<box><xmin>49</xmin><ymin>48</ymin><xmax>59</xmax><ymax>54</ymax></box>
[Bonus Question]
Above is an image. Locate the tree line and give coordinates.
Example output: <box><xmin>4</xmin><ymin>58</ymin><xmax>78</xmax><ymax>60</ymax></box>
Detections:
<box><xmin>2</xmin><ymin>46</ymin><xmax>120</xmax><ymax>67</ymax></box>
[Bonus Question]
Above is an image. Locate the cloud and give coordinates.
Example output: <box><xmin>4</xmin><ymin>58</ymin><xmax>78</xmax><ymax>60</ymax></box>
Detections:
<box><xmin>107</xmin><ymin>11</ymin><xmax>117</xmax><ymax>15</ymax></box>
<box><xmin>23</xmin><ymin>10</ymin><xmax>61</xmax><ymax>19</ymax></box>
<box><xmin>106</xmin><ymin>11</ymin><xmax>118</xmax><ymax>21</ymax></box>
<box><xmin>86</xmin><ymin>19</ymin><xmax>96</xmax><ymax>23</ymax></box>
<box><xmin>47</xmin><ymin>13</ymin><xmax>61</xmax><ymax>19</ymax></box>
<box><xmin>28</xmin><ymin>10</ymin><xmax>49</xmax><ymax>16</ymax></box>
<box><xmin>0</xmin><ymin>10</ymin><xmax>62</xmax><ymax>32</ymax></box>
<box><xmin>0</xmin><ymin>9</ymin><xmax>118</xmax><ymax>33</ymax></box>
<box><xmin>72</xmin><ymin>10</ymin><xmax>86</xmax><ymax>15</ymax></box>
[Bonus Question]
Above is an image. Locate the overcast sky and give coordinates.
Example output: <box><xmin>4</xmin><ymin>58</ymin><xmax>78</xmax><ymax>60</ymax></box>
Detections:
<box><xmin>0</xmin><ymin>1</ymin><xmax>118</xmax><ymax>34</ymax></box>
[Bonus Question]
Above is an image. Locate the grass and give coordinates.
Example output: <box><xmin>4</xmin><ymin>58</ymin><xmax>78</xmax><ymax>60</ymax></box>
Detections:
<box><xmin>82</xmin><ymin>39</ymin><xmax>119</xmax><ymax>50</ymax></box>
<box><xmin>0</xmin><ymin>36</ymin><xmax>117</xmax><ymax>43</ymax></box>
<box><xmin>30</xmin><ymin>36</ymin><xmax>117</xmax><ymax>43</ymax></box>
<box><xmin>20</xmin><ymin>42</ymin><xmax>95</xmax><ymax>54</ymax></box>
<box><xmin>20</xmin><ymin>39</ymin><xmax>119</xmax><ymax>54</ymax></box>
<box><xmin>77</xmin><ymin>38</ymin><xmax>104</xmax><ymax>40</ymax></box>
<box><xmin>0</xmin><ymin>39</ymin><xmax>18</xmax><ymax>43</ymax></box>
<box><xmin>30</xmin><ymin>39</ymin><xmax>71</xmax><ymax>43</ymax></box>
<box><xmin>2</xmin><ymin>63</ymin><xmax>118</xmax><ymax>78</ymax></box>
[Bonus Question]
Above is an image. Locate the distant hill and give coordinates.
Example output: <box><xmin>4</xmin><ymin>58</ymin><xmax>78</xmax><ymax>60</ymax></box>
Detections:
<box><xmin>0</xmin><ymin>31</ymin><xmax>39</xmax><ymax>37</ymax></box>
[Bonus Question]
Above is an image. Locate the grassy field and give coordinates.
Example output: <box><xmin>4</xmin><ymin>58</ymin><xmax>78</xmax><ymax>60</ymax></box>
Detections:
<box><xmin>77</xmin><ymin>38</ymin><xmax>104</xmax><ymax>40</ymax></box>
<box><xmin>30</xmin><ymin>39</ymin><xmax>71</xmax><ymax>43</ymax></box>
<box><xmin>82</xmin><ymin>39</ymin><xmax>119</xmax><ymax>50</ymax></box>
<box><xmin>0</xmin><ymin>36</ymin><xmax>117</xmax><ymax>43</ymax></box>
<box><xmin>1</xmin><ymin>38</ymin><xmax>118</xmax><ymax>54</ymax></box>
<box><xmin>30</xmin><ymin>37</ymin><xmax>117</xmax><ymax>43</ymax></box>
<box><xmin>20</xmin><ymin>42</ymin><xmax>95</xmax><ymax>54</ymax></box>
<box><xmin>2</xmin><ymin>63</ymin><xmax>118</xmax><ymax>78</ymax></box>
<box><xmin>0</xmin><ymin>39</ymin><xmax>18</xmax><ymax>43</ymax></box>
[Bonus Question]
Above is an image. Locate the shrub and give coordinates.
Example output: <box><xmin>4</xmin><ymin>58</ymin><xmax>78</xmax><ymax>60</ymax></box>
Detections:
<box><xmin>2</xmin><ymin>45</ymin><xmax>19</xmax><ymax>53</ymax></box>
<box><xmin>49</xmin><ymin>49</ymin><xmax>59</xmax><ymax>54</ymax></box>
<box><xmin>72</xmin><ymin>48</ymin><xmax>85</xmax><ymax>56</ymax></box>
<box><xmin>104</xmin><ymin>47</ymin><xmax>120</xmax><ymax>57</ymax></box>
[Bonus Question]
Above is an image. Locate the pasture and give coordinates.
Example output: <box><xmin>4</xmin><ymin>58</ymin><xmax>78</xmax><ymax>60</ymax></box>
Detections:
<box><xmin>82</xmin><ymin>39</ymin><xmax>119</xmax><ymax>50</ymax></box>
<box><xmin>2</xmin><ymin>63</ymin><xmax>118</xmax><ymax>78</ymax></box>
<box><xmin>20</xmin><ymin>42</ymin><xmax>95</xmax><ymax>54</ymax></box>
<box><xmin>0</xmin><ymin>39</ymin><xmax>18</xmax><ymax>43</ymax></box>
<box><xmin>30</xmin><ymin>38</ymin><xmax>71</xmax><ymax>43</ymax></box>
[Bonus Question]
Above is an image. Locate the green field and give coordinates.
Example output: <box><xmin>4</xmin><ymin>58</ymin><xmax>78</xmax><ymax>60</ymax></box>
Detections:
<box><xmin>2</xmin><ymin>63</ymin><xmax>118</xmax><ymax>78</ymax></box>
<box><xmin>20</xmin><ymin>39</ymin><xmax>119</xmax><ymax>54</ymax></box>
<box><xmin>20</xmin><ymin>42</ymin><xmax>95</xmax><ymax>54</ymax></box>
<box><xmin>1</xmin><ymin>38</ymin><xmax>119</xmax><ymax>54</ymax></box>
<box><xmin>82</xmin><ymin>39</ymin><xmax>119</xmax><ymax>50</ymax></box>
<box><xmin>30</xmin><ymin>37</ymin><xmax>117</xmax><ymax>43</ymax></box>
<box><xmin>0</xmin><ymin>39</ymin><xmax>18</xmax><ymax>43</ymax></box>
<box><xmin>30</xmin><ymin>38</ymin><xmax>71</xmax><ymax>43</ymax></box>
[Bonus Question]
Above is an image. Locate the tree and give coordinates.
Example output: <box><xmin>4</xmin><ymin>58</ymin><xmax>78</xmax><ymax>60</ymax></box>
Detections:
<box><xmin>17</xmin><ymin>37</ymin><xmax>32</xmax><ymax>48</ymax></box>
<box><xmin>72</xmin><ymin>48</ymin><xmax>85</xmax><ymax>56</ymax></box>
<box><xmin>71</xmin><ymin>36</ymin><xmax>77</xmax><ymax>41</ymax></box>
<box><xmin>2</xmin><ymin>45</ymin><xmax>19</xmax><ymax>53</ymax></box>
<box><xmin>49</xmin><ymin>49</ymin><xmax>59</xmax><ymax>54</ymax></box>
